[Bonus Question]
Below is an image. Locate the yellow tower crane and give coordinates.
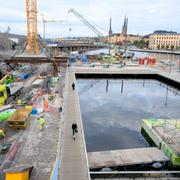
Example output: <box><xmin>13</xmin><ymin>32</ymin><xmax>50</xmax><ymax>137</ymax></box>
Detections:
<box><xmin>26</xmin><ymin>0</ymin><xmax>39</xmax><ymax>54</ymax></box>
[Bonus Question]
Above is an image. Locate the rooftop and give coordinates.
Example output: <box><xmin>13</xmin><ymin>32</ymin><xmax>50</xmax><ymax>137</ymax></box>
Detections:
<box><xmin>153</xmin><ymin>30</ymin><xmax>179</xmax><ymax>35</ymax></box>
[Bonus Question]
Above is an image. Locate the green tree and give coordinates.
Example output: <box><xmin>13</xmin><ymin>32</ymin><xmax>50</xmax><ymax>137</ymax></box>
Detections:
<box><xmin>133</xmin><ymin>39</ymin><xmax>147</xmax><ymax>49</ymax></box>
<box><xmin>170</xmin><ymin>45</ymin><xmax>174</xmax><ymax>50</ymax></box>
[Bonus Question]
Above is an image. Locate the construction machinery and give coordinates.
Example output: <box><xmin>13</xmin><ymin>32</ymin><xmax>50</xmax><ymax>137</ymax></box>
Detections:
<box><xmin>68</xmin><ymin>8</ymin><xmax>106</xmax><ymax>39</ymax></box>
<box><xmin>26</xmin><ymin>0</ymin><xmax>39</xmax><ymax>54</ymax></box>
<box><xmin>0</xmin><ymin>75</ymin><xmax>23</xmax><ymax>106</ymax></box>
<box><xmin>41</xmin><ymin>14</ymin><xmax>63</xmax><ymax>45</ymax></box>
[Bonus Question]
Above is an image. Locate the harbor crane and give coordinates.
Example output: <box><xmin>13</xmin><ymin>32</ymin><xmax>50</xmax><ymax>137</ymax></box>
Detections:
<box><xmin>26</xmin><ymin>0</ymin><xmax>39</xmax><ymax>54</ymax></box>
<box><xmin>68</xmin><ymin>8</ymin><xmax>105</xmax><ymax>37</ymax></box>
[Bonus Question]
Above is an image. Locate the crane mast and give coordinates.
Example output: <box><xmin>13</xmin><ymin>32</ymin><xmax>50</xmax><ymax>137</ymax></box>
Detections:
<box><xmin>68</xmin><ymin>8</ymin><xmax>104</xmax><ymax>37</ymax></box>
<box><xmin>26</xmin><ymin>0</ymin><xmax>39</xmax><ymax>54</ymax></box>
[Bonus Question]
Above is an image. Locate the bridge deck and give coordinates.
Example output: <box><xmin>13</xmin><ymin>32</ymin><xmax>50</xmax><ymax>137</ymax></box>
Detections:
<box><xmin>58</xmin><ymin>68</ymin><xmax>90</xmax><ymax>180</ymax></box>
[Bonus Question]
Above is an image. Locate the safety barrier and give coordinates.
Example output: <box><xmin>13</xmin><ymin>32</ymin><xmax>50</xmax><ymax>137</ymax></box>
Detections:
<box><xmin>49</xmin><ymin>70</ymin><xmax>67</xmax><ymax>180</ymax></box>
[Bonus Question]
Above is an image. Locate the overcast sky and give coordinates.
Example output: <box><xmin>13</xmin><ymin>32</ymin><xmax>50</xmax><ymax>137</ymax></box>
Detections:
<box><xmin>0</xmin><ymin>0</ymin><xmax>179</xmax><ymax>37</ymax></box>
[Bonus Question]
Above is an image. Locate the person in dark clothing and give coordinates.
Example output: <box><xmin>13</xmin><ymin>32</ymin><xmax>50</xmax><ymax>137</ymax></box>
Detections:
<box><xmin>72</xmin><ymin>123</ymin><xmax>78</xmax><ymax>140</ymax></box>
<box><xmin>72</xmin><ymin>83</ymin><xmax>75</xmax><ymax>90</ymax></box>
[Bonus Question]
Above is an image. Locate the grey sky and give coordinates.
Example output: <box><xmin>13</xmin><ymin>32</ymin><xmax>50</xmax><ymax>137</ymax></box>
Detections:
<box><xmin>0</xmin><ymin>0</ymin><xmax>179</xmax><ymax>37</ymax></box>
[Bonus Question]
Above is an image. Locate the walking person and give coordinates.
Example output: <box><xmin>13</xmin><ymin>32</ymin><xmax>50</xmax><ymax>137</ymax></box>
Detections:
<box><xmin>72</xmin><ymin>122</ymin><xmax>78</xmax><ymax>140</ymax></box>
<box><xmin>72</xmin><ymin>83</ymin><xmax>75</xmax><ymax>91</ymax></box>
<box><xmin>37</xmin><ymin>116</ymin><xmax>45</xmax><ymax>130</ymax></box>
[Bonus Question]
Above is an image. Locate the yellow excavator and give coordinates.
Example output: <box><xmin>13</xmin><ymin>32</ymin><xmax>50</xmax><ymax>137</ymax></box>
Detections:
<box><xmin>0</xmin><ymin>75</ymin><xmax>23</xmax><ymax>106</ymax></box>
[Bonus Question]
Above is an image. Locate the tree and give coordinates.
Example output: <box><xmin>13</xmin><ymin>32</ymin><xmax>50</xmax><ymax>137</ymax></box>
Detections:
<box><xmin>161</xmin><ymin>44</ymin><xmax>165</xmax><ymax>49</ymax></box>
<box><xmin>157</xmin><ymin>44</ymin><xmax>160</xmax><ymax>50</ymax></box>
<box><xmin>133</xmin><ymin>39</ymin><xmax>147</xmax><ymax>49</ymax></box>
<box><xmin>170</xmin><ymin>45</ymin><xmax>174</xmax><ymax>50</ymax></box>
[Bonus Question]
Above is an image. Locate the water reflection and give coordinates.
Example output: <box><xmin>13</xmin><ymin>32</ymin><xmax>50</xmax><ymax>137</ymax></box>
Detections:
<box><xmin>77</xmin><ymin>79</ymin><xmax>180</xmax><ymax>152</ymax></box>
<box><xmin>106</xmin><ymin>80</ymin><xmax>109</xmax><ymax>93</ymax></box>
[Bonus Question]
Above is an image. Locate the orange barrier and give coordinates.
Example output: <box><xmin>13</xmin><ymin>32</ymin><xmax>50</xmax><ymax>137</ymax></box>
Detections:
<box><xmin>139</xmin><ymin>57</ymin><xmax>156</xmax><ymax>65</ymax></box>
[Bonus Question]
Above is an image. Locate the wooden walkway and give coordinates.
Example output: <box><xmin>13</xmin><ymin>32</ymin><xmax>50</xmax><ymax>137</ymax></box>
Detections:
<box><xmin>58</xmin><ymin>68</ymin><xmax>90</xmax><ymax>180</ymax></box>
<box><xmin>88</xmin><ymin>147</ymin><xmax>169</xmax><ymax>169</ymax></box>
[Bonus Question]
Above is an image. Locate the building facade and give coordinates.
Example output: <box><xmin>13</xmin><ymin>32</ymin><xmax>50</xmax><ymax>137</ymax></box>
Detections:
<box><xmin>109</xmin><ymin>34</ymin><xmax>142</xmax><ymax>45</ymax></box>
<box><xmin>149</xmin><ymin>31</ymin><xmax>180</xmax><ymax>50</ymax></box>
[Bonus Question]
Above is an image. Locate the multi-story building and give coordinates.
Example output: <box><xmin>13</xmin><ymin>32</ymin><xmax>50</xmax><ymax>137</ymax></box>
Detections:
<box><xmin>109</xmin><ymin>33</ymin><xmax>142</xmax><ymax>45</ymax></box>
<box><xmin>149</xmin><ymin>30</ymin><xmax>180</xmax><ymax>50</ymax></box>
<box><xmin>108</xmin><ymin>16</ymin><xmax>142</xmax><ymax>45</ymax></box>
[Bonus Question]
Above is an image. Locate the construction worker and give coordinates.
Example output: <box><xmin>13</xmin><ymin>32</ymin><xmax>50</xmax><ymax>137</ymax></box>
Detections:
<box><xmin>17</xmin><ymin>99</ymin><xmax>22</xmax><ymax>105</ymax></box>
<box><xmin>0</xmin><ymin>129</ymin><xmax>5</xmax><ymax>138</ymax></box>
<box><xmin>43</xmin><ymin>98</ymin><xmax>49</xmax><ymax>112</ymax></box>
<box><xmin>37</xmin><ymin>116</ymin><xmax>45</xmax><ymax>130</ymax></box>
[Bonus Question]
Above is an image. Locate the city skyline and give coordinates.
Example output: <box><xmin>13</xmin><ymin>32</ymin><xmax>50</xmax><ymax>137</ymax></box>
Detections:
<box><xmin>0</xmin><ymin>0</ymin><xmax>179</xmax><ymax>37</ymax></box>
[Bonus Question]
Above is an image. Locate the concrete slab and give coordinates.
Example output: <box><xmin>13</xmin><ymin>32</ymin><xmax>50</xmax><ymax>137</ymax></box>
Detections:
<box><xmin>88</xmin><ymin>147</ymin><xmax>169</xmax><ymax>169</ymax></box>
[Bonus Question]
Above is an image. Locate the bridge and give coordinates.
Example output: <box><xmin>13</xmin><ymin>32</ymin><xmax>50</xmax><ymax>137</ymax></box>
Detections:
<box><xmin>48</xmin><ymin>42</ymin><xmax>106</xmax><ymax>53</ymax></box>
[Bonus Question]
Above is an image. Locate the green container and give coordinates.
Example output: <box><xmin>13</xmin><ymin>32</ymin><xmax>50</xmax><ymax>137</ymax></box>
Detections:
<box><xmin>0</xmin><ymin>109</ymin><xmax>16</xmax><ymax>122</ymax></box>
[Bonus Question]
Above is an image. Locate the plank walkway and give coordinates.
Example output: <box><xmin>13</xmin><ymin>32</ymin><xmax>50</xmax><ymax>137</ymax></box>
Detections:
<box><xmin>88</xmin><ymin>147</ymin><xmax>169</xmax><ymax>169</ymax></box>
<box><xmin>58</xmin><ymin>68</ymin><xmax>90</xmax><ymax>180</ymax></box>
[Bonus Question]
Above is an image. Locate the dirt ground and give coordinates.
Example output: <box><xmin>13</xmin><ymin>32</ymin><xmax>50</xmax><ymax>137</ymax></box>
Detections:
<box><xmin>0</xmin><ymin>65</ymin><xmax>65</xmax><ymax>179</ymax></box>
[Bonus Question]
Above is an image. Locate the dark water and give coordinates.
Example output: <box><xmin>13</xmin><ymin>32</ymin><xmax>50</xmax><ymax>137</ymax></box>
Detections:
<box><xmin>77</xmin><ymin>79</ymin><xmax>180</xmax><ymax>152</ymax></box>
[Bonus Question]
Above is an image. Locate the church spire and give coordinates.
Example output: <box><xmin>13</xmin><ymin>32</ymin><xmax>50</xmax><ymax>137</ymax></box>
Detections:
<box><xmin>109</xmin><ymin>17</ymin><xmax>112</xmax><ymax>37</ymax></box>
<box><xmin>122</xmin><ymin>16</ymin><xmax>128</xmax><ymax>35</ymax></box>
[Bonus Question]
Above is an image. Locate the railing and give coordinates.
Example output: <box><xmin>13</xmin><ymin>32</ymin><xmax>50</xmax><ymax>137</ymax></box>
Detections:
<box><xmin>74</xmin><ymin>70</ymin><xmax>91</xmax><ymax>180</ymax></box>
<box><xmin>49</xmin><ymin>69</ymin><xmax>68</xmax><ymax>180</ymax></box>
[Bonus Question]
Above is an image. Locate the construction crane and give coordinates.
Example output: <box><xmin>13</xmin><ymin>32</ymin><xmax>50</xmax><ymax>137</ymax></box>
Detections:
<box><xmin>68</xmin><ymin>8</ymin><xmax>105</xmax><ymax>37</ymax></box>
<box><xmin>41</xmin><ymin>14</ymin><xmax>63</xmax><ymax>45</ymax></box>
<box><xmin>26</xmin><ymin>0</ymin><xmax>39</xmax><ymax>54</ymax></box>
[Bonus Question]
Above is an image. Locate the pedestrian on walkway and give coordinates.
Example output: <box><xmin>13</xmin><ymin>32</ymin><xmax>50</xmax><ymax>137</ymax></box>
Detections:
<box><xmin>37</xmin><ymin>116</ymin><xmax>45</xmax><ymax>130</ymax></box>
<box><xmin>72</xmin><ymin>123</ymin><xmax>78</xmax><ymax>140</ymax></box>
<box><xmin>72</xmin><ymin>83</ymin><xmax>75</xmax><ymax>90</ymax></box>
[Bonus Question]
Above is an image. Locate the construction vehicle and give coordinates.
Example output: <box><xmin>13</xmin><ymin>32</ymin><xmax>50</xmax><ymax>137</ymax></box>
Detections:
<box><xmin>68</xmin><ymin>8</ymin><xmax>107</xmax><ymax>42</ymax></box>
<box><xmin>0</xmin><ymin>75</ymin><xmax>23</xmax><ymax>106</ymax></box>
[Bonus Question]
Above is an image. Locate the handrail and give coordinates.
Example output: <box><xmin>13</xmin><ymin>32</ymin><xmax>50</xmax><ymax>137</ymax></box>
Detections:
<box><xmin>74</xmin><ymin>69</ymin><xmax>91</xmax><ymax>180</ymax></box>
<box><xmin>49</xmin><ymin>69</ymin><xmax>68</xmax><ymax>180</ymax></box>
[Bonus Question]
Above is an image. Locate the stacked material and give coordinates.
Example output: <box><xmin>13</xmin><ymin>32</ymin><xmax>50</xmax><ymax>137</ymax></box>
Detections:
<box><xmin>142</xmin><ymin>119</ymin><xmax>180</xmax><ymax>167</ymax></box>
<box><xmin>12</xmin><ymin>65</ymin><xmax>34</xmax><ymax>80</ymax></box>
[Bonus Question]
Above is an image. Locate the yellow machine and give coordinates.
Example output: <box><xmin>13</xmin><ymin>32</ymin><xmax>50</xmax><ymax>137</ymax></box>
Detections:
<box><xmin>4</xmin><ymin>165</ymin><xmax>33</xmax><ymax>180</ymax></box>
<box><xmin>0</xmin><ymin>75</ymin><xmax>23</xmax><ymax>106</ymax></box>
<box><xmin>0</xmin><ymin>75</ymin><xmax>12</xmax><ymax>106</ymax></box>
<box><xmin>0</xmin><ymin>84</ymin><xmax>8</xmax><ymax>106</ymax></box>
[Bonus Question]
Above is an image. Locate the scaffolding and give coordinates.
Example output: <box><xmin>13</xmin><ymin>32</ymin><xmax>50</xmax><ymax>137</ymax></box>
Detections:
<box><xmin>150</xmin><ymin>105</ymin><xmax>180</xmax><ymax>145</ymax></box>
<box><xmin>26</xmin><ymin>0</ymin><xmax>39</xmax><ymax>54</ymax></box>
